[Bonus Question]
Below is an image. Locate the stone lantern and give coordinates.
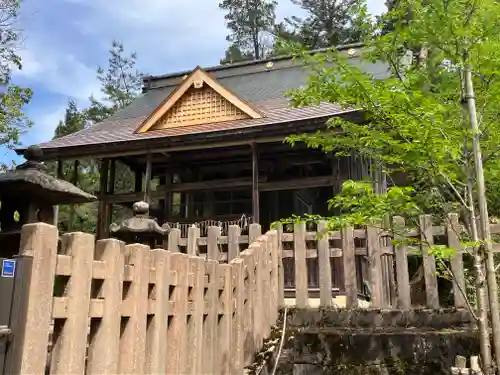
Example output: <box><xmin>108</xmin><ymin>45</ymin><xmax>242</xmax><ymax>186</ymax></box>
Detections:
<box><xmin>0</xmin><ymin>145</ymin><xmax>97</xmax><ymax>257</ymax></box>
<box><xmin>109</xmin><ymin>201</ymin><xmax>171</xmax><ymax>248</ymax></box>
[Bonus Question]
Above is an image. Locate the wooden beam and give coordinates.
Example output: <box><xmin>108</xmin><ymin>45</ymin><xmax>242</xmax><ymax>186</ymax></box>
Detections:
<box><xmin>105</xmin><ymin>159</ymin><xmax>116</xmax><ymax>230</ymax></box>
<box><xmin>68</xmin><ymin>159</ymin><xmax>79</xmax><ymax>232</ymax></box>
<box><xmin>251</xmin><ymin>143</ymin><xmax>260</xmax><ymax>224</ymax></box>
<box><xmin>144</xmin><ymin>152</ymin><xmax>152</xmax><ymax>204</ymax></box>
<box><xmin>96</xmin><ymin>159</ymin><xmax>110</xmax><ymax>239</ymax></box>
<box><xmin>38</xmin><ymin>135</ymin><xmax>291</xmax><ymax>161</ymax></box>
<box><xmin>134</xmin><ymin>168</ymin><xmax>142</xmax><ymax>193</ymax></box>
<box><xmin>164</xmin><ymin>170</ymin><xmax>172</xmax><ymax>222</ymax></box>
<box><xmin>57</xmin><ymin>160</ymin><xmax>63</xmax><ymax>178</ymax></box>
<box><xmin>54</xmin><ymin>160</ymin><xmax>64</xmax><ymax>226</ymax></box>
<box><xmin>99</xmin><ymin>175</ymin><xmax>340</xmax><ymax>204</ymax></box>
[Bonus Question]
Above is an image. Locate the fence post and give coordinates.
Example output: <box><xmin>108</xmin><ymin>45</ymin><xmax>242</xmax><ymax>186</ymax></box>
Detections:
<box><xmin>228</xmin><ymin>225</ymin><xmax>241</xmax><ymax>262</ymax></box>
<box><xmin>17</xmin><ymin>223</ymin><xmax>58</xmax><ymax>375</ymax></box>
<box><xmin>341</xmin><ymin>225</ymin><xmax>358</xmax><ymax>308</ymax></box>
<box><xmin>419</xmin><ymin>215</ymin><xmax>439</xmax><ymax>309</ymax></box>
<box><xmin>218</xmin><ymin>263</ymin><xmax>233</xmax><ymax>374</ymax></box>
<box><xmin>267</xmin><ymin>230</ymin><xmax>280</xmax><ymax>324</ymax></box>
<box><xmin>393</xmin><ymin>216</ymin><xmax>411</xmax><ymax>309</ymax></box>
<box><xmin>240</xmin><ymin>248</ymin><xmax>257</xmax><ymax>365</ymax></box>
<box><xmin>249</xmin><ymin>223</ymin><xmax>262</xmax><ymax>243</ymax></box>
<box><xmin>317</xmin><ymin>221</ymin><xmax>333</xmax><ymax>308</ymax></box>
<box><xmin>251</xmin><ymin>241</ymin><xmax>271</xmax><ymax>340</ymax></box>
<box><xmin>294</xmin><ymin>222</ymin><xmax>308</xmax><ymax>308</ymax></box>
<box><xmin>203</xmin><ymin>259</ymin><xmax>219</xmax><ymax>373</ymax></box>
<box><xmin>165</xmin><ymin>253</ymin><xmax>189</xmax><ymax>374</ymax></box>
<box><xmin>187</xmin><ymin>226</ymin><xmax>200</xmax><ymax>256</ymax></box>
<box><xmin>447</xmin><ymin>213</ymin><xmax>466</xmax><ymax>309</ymax></box>
<box><xmin>145</xmin><ymin>249</ymin><xmax>170</xmax><ymax>374</ymax></box>
<box><xmin>276</xmin><ymin>223</ymin><xmax>285</xmax><ymax>308</ymax></box>
<box><xmin>207</xmin><ymin>226</ymin><xmax>221</xmax><ymax>261</ymax></box>
<box><xmin>168</xmin><ymin>228</ymin><xmax>181</xmax><ymax>252</ymax></box>
<box><xmin>50</xmin><ymin>232</ymin><xmax>94</xmax><ymax>375</ymax></box>
<box><xmin>230</xmin><ymin>258</ymin><xmax>245</xmax><ymax>373</ymax></box>
<box><xmin>118</xmin><ymin>244</ymin><xmax>150</xmax><ymax>374</ymax></box>
<box><xmin>366</xmin><ymin>225</ymin><xmax>383</xmax><ymax>308</ymax></box>
<box><xmin>186</xmin><ymin>256</ymin><xmax>205</xmax><ymax>374</ymax></box>
<box><xmin>87</xmin><ymin>239</ymin><xmax>124</xmax><ymax>375</ymax></box>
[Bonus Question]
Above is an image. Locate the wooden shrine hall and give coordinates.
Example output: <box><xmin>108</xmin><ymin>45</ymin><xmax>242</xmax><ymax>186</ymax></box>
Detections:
<box><xmin>17</xmin><ymin>45</ymin><xmax>390</xmax><ymax>240</ymax></box>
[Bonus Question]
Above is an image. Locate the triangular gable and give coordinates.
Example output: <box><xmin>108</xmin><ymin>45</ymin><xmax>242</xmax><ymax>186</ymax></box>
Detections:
<box><xmin>136</xmin><ymin>66</ymin><xmax>263</xmax><ymax>133</ymax></box>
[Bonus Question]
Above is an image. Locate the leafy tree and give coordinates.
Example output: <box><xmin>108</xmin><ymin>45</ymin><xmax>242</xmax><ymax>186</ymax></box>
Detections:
<box><xmin>280</xmin><ymin>0</ymin><xmax>500</xmax><ymax>372</ymax></box>
<box><xmin>0</xmin><ymin>0</ymin><xmax>33</xmax><ymax>150</ymax></box>
<box><xmin>278</xmin><ymin>0</ymin><xmax>364</xmax><ymax>50</ymax></box>
<box><xmin>219</xmin><ymin>0</ymin><xmax>278</xmax><ymax>60</ymax></box>
<box><xmin>83</xmin><ymin>41</ymin><xmax>144</xmax><ymax>223</ymax></box>
<box><xmin>54</xmin><ymin>99</ymin><xmax>86</xmax><ymax>138</ymax></box>
<box><xmin>220</xmin><ymin>43</ymin><xmax>254</xmax><ymax>64</ymax></box>
<box><xmin>86</xmin><ymin>40</ymin><xmax>143</xmax><ymax>121</ymax></box>
<box><xmin>271</xmin><ymin>22</ymin><xmax>303</xmax><ymax>56</ymax></box>
<box><xmin>50</xmin><ymin>99</ymin><xmax>98</xmax><ymax>233</ymax></box>
<box><xmin>53</xmin><ymin>41</ymin><xmax>144</xmax><ymax>233</ymax></box>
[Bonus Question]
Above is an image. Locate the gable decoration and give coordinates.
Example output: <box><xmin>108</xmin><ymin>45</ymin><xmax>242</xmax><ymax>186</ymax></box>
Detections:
<box><xmin>136</xmin><ymin>66</ymin><xmax>263</xmax><ymax>133</ymax></box>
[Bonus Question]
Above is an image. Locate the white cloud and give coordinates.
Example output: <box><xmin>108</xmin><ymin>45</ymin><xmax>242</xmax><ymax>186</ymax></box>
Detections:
<box><xmin>63</xmin><ymin>0</ymin><xmax>228</xmax><ymax>72</ymax></box>
<box><xmin>367</xmin><ymin>0</ymin><xmax>387</xmax><ymax>15</ymax></box>
<box><xmin>277</xmin><ymin>0</ymin><xmax>386</xmax><ymax>20</ymax></box>
<box><xmin>15</xmin><ymin>47</ymin><xmax>100</xmax><ymax>103</ymax></box>
<box><xmin>13</xmin><ymin>0</ymin><xmax>388</xmax><ymax>150</ymax></box>
<box><xmin>31</xmin><ymin>105</ymin><xmax>68</xmax><ymax>141</ymax></box>
<box><xmin>18</xmin><ymin>104</ymin><xmax>68</xmax><ymax>149</ymax></box>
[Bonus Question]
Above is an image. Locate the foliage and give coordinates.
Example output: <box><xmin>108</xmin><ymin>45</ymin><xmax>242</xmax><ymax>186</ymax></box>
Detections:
<box><xmin>52</xmin><ymin>41</ymin><xmax>144</xmax><ymax>233</ymax></box>
<box><xmin>0</xmin><ymin>0</ymin><xmax>33</xmax><ymax>150</ymax></box>
<box><xmin>219</xmin><ymin>0</ymin><xmax>277</xmax><ymax>60</ymax></box>
<box><xmin>279</xmin><ymin>0</ymin><xmax>364</xmax><ymax>50</ymax></box>
<box><xmin>281</xmin><ymin>0</ymin><xmax>500</xmax><ymax>228</ymax></box>
<box><xmin>86</xmin><ymin>40</ymin><xmax>143</xmax><ymax>120</ymax></box>
<box><xmin>277</xmin><ymin>3</ymin><xmax>500</xmax><ymax>355</ymax></box>
<box><xmin>53</xmin><ymin>99</ymin><xmax>86</xmax><ymax>138</ymax></box>
<box><xmin>47</xmin><ymin>99</ymin><xmax>98</xmax><ymax>233</ymax></box>
<box><xmin>83</xmin><ymin>41</ymin><xmax>144</xmax><ymax>203</ymax></box>
<box><xmin>220</xmin><ymin>43</ymin><xmax>254</xmax><ymax>65</ymax></box>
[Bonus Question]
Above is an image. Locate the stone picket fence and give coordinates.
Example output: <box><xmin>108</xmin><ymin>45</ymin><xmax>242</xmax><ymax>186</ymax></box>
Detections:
<box><xmin>7</xmin><ymin>213</ymin><xmax>485</xmax><ymax>374</ymax></box>
<box><xmin>15</xmin><ymin>222</ymin><xmax>281</xmax><ymax>375</ymax></box>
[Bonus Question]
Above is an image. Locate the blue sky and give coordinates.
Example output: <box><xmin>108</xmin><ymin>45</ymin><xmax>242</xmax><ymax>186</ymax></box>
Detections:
<box><xmin>3</xmin><ymin>0</ymin><xmax>386</xmax><ymax>165</ymax></box>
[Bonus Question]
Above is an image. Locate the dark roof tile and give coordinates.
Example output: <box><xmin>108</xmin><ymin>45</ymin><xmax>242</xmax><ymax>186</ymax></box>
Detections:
<box><xmin>31</xmin><ymin>50</ymin><xmax>389</xmax><ymax>154</ymax></box>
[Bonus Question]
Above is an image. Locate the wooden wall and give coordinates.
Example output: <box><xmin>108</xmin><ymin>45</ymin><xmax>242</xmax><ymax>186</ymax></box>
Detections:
<box><xmin>88</xmin><ymin>142</ymin><xmax>376</xmax><ymax>238</ymax></box>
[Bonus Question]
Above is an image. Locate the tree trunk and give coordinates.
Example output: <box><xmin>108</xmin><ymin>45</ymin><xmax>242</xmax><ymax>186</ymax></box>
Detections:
<box><xmin>465</xmin><ymin>66</ymin><xmax>500</xmax><ymax>374</ymax></box>
<box><xmin>467</xmin><ymin>164</ymin><xmax>493</xmax><ymax>374</ymax></box>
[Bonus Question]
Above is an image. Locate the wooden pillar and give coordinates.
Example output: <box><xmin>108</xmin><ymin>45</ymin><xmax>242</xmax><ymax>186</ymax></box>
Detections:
<box><xmin>371</xmin><ymin>161</ymin><xmax>387</xmax><ymax>194</ymax></box>
<box><xmin>164</xmin><ymin>171</ymin><xmax>172</xmax><ymax>223</ymax></box>
<box><xmin>97</xmin><ymin>159</ymin><xmax>110</xmax><ymax>240</ymax></box>
<box><xmin>144</xmin><ymin>152</ymin><xmax>152</xmax><ymax>204</ymax></box>
<box><xmin>135</xmin><ymin>168</ymin><xmax>143</xmax><ymax>193</ymax></box>
<box><xmin>251</xmin><ymin>143</ymin><xmax>260</xmax><ymax>224</ymax></box>
<box><xmin>53</xmin><ymin>160</ymin><xmax>64</xmax><ymax>227</ymax></box>
<box><xmin>106</xmin><ymin>159</ymin><xmax>116</xmax><ymax>230</ymax></box>
<box><xmin>68</xmin><ymin>160</ymin><xmax>80</xmax><ymax>231</ymax></box>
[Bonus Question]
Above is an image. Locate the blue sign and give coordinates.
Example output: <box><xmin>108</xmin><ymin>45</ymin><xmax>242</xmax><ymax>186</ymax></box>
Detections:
<box><xmin>1</xmin><ymin>259</ymin><xmax>16</xmax><ymax>278</ymax></box>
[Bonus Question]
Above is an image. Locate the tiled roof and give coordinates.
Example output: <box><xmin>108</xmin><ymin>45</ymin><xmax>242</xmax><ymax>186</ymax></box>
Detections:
<box><xmin>28</xmin><ymin>46</ymin><xmax>390</xmax><ymax>156</ymax></box>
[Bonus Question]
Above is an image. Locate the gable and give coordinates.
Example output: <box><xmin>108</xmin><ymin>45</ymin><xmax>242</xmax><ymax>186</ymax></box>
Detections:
<box><xmin>150</xmin><ymin>83</ymin><xmax>250</xmax><ymax>130</ymax></box>
<box><xmin>136</xmin><ymin>67</ymin><xmax>263</xmax><ymax>133</ymax></box>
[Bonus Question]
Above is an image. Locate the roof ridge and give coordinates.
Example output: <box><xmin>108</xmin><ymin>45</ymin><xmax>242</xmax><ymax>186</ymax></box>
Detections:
<box><xmin>142</xmin><ymin>43</ymin><xmax>364</xmax><ymax>84</ymax></box>
<box><xmin>145</xmin><ymin>63</ymin><xmax>306</xmax><ymax>91</ymax></box>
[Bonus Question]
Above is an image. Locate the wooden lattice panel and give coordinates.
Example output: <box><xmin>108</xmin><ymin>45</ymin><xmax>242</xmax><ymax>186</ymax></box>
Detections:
<box><xmin>151</xmin><ymin>84</ymin><xmax>250</xmax><ymax>129</ymax></box>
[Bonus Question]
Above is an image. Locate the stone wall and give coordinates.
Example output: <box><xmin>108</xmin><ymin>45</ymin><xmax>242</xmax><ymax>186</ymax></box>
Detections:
<box><xmin>274</xmin><ymin>308</ymin><xmax>479</xmax><ymax>375</ymax></box>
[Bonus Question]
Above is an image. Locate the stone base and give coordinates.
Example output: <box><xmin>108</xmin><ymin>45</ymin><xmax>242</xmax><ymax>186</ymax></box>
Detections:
<box><xmin>275</xmin><ymin>308</ymin><xmax>479</xmax><ymax>375</ymax></box>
